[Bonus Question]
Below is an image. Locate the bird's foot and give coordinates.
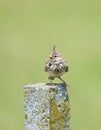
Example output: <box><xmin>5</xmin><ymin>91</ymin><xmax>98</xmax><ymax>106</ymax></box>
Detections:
<box><xmin>58</xmin><ymin>77</ymin><xmax>69</xmax><ymax>87</ymax></box>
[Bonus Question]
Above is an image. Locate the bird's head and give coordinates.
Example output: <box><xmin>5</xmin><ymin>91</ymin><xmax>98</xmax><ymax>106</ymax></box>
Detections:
<box><xmin>49</xmin><ymin>45</ymin><xmax>61</xmax><ymax>59</ymax></box>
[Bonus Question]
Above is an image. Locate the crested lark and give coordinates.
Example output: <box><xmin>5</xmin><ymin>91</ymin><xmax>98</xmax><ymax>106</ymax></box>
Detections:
<box><xmin>45</xmin><ymin>46</ymin><xmax>69</xmax><ymax>86</ymax></box>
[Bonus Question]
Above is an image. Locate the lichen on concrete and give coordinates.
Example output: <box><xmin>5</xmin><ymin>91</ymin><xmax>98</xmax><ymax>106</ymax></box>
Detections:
<box><xmin>24</xmin><ymin>83</ymin><xmax>71</xmax><ymax>130</ymax></box>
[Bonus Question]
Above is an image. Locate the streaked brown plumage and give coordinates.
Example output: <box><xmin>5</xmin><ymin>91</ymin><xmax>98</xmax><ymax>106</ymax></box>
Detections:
<box><xmin>45</xmin><ymin>46</ymin><xmax>69</xmax><ymax>86</ymax></box>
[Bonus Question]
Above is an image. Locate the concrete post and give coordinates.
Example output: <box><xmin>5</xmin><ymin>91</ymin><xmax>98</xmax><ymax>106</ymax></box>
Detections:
<box><xmin>24</xmin><ymin>83</ymin><xmax>71</xmax><ymax>130</ymax></box>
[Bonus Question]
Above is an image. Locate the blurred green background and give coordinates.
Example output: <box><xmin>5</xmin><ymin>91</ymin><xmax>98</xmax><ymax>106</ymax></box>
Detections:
<box><xmin>0</xmin><ymin>0</ymin><xmax>101</xmax><ymax>130</ymax></box>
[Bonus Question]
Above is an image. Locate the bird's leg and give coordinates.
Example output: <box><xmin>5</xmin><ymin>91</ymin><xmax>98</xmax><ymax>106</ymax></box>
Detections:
<box><xmin>58</xmin><ymin>77</ymin><xmax>69</xmax><ymax>87</ymax></box>
<box><xmin>58</xmin><ymin>77</ymin><xmax>66</xmax><ymax>84</ymax></box>
<box><xmin>48</xmin><ymin>76</ymin><xmax>54</xmax><ymax>85</ymax></box>
<box><xmin>50</xmin><ymin>79</ymin><xmax>52</xmax><ymax>84</ymax></box>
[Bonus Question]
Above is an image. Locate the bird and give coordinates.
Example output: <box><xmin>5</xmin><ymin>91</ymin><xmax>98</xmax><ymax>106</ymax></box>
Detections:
<box><xmin>44</xmin><ymin>46</ymin><xmax>69</xmax><ymax>86</ymax></box>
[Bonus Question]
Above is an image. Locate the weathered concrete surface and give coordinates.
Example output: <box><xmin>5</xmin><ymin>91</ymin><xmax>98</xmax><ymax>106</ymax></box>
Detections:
<box><xmin>24</xmin><ymin>83</ymin><xmax>71</xmax><ymax>130</ymax></box>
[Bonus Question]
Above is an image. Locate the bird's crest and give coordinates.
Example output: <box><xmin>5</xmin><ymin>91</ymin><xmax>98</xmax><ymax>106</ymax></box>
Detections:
<box><xmin>53</xmin><ymin>45</ymin><xmax>56</xmax><ymax>51</ymax></box>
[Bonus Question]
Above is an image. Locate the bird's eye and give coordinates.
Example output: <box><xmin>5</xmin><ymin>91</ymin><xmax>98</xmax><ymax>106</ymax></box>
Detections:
<box><xmin>50</xmin><ymin>57</ymin><xmax>53</xmax><ymax>59</ymax></box>
<box><xmin>54</xmin><ymin>55</ymin><xmax>57</xmax><ymax>57</ymax></box>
